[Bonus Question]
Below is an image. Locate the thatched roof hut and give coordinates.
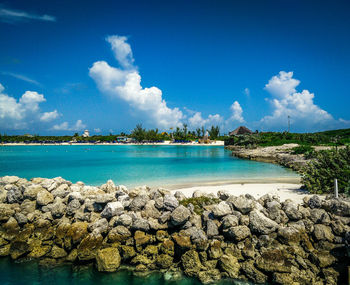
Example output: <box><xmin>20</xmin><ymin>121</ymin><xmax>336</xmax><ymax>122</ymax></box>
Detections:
<box><xmin>229</xmin><ymin>126</ymin><xmax>253</xmax><ymax>136</ymax></box>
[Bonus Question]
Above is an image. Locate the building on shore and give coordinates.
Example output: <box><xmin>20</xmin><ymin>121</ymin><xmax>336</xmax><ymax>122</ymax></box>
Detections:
<box><xmin>229</xmin><ymin>126</ymin><xmax>253</xmax><ymax>136</ymax></box>
<box><xmin>82</xmin><ymin>130</ymin><xmax>90</xmax><ymax>137</ymax></box>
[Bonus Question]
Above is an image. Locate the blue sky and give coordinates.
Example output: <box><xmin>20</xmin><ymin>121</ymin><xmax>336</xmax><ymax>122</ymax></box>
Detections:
<box><xmin>0</xmin><ymin>0</ymin><xmax>349</xmax><ymax>135</ymax></box>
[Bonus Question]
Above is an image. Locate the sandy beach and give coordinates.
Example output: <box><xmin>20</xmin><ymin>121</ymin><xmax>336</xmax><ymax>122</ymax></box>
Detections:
<box><xmin>172</xmin><ymin>182</ymin><xmax>312</xmax><ymax>204</ymax></box>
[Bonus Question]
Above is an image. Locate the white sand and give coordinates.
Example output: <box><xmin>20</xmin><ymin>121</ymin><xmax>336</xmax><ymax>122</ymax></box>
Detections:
<box><xmin>172</xmin><ymin>183</ymin><xmax>312</xmax><ymax>204</ymax></box>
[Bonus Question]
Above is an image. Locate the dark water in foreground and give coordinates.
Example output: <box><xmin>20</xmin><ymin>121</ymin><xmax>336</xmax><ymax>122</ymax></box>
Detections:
<box><xmin>0</xmin><ymin>258</ymin><xmax>251</xmax><ymax>285</ymax></box>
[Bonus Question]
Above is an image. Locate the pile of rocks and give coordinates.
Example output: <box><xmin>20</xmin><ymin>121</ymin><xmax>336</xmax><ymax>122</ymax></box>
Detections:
<box><xmin>0</xmin><ymin>175</ymin><xmax>349</xmax><ymax>284</ymax></box>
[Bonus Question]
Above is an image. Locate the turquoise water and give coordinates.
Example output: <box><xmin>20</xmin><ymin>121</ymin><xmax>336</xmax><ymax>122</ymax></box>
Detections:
<box><xmin>0</xmin><ymin>258</ymin><xmax>250</xmax><ymax>285</ymax></box>
<box><xmin>0</xmin><ymin>145</ymin><xmax>297</xmax><ymax>187</ymax></box>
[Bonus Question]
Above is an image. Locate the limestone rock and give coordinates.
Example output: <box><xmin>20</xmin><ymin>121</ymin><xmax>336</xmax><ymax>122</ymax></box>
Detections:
<box><xmin>230</xmin><ymin>195</ymin><xmax>255</xmax><ymax>214</ymax></box>
<box><xmin>163</xmin><ymin>195</ymin><xmax>179</xmax><ymax>211</ymax></box>
<box><xmin>211</xmin><ymin>201</ymin><xmax>231</xmax><ymax>217</ymax></box>
<box><xmin>6</xmin><ymin>186</ymin><xmax>23</xmax><ymax>204</ymax></box>
<box><xmin>96</xmin><ymin>247</ymin><xmax>121</xmax><ymax>272</ymax></box>
<box><xmin>249</xmin><ymin>210</ymin><xmax>278</xmax><ymax>234</ymax></box>
<box><xmin>226</xmin><ymin>225</ymin><xmax>251</xmax><ymax>241</ymax></box>
<box><xmin>36</xmin><ymin>190</ymin><xmax>54</xmax><ymax>206</ymax></box>
<box><xmin>181</xmin><ymin>249</ymin><xmax>202</xmax><ymax>277</ymax></box>
<box><xmin>219</xmin><ymin>254</ymin><xmax>240</xmax><ymax>278</ymax></box>
<box><xmin>313</xmin><ymin>224</ymin><xmax>334</xmax><ymax>242</ymax></box>
<box><xmin>171</xmin><ymin>205</ymin><xmax>191</xmax><ymax>226</ymax></box>
<box><xmin>101</xmin><ymin>201</ymin><xmax>124</xmax><ymax>219</ymax></box>
<box><xmin>206</xmin><ymin>219</ymin><xmax>219</xmax><ymax>238</ymax></box>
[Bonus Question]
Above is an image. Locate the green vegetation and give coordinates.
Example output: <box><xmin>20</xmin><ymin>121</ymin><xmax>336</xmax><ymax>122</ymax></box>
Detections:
<box><xmin>180</xmin><ymin>196</ymin><xmax>220</xmax><ymax>215</ymax></box>
<box><xmin>301</xmin><ymin>147</ymin><xmax>350</xmax><ymax>194</ymax></box>
<box><xmin>225</xmin><ymin>128</ymin><xmax>350</xmax><ymax>147</ymax></box>
<box><xmin>0</xmin><ymin>124</ymin><xmax>224</xmax><ymax>144</ymax></box>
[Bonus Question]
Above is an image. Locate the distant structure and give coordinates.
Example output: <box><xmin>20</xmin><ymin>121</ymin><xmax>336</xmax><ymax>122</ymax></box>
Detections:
<box><xmin>82</xmin><ymin>130</ymin><xmax>90</xmax><ymax>137</ymax></box>
<box><xmin>229</xmin><ymin>126</ymin><xmax>253</xmax><ymax>136</ymax></box>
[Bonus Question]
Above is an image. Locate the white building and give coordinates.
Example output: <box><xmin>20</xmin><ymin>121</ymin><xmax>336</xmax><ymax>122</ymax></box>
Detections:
<box><xmin>82</xmin><ymin>130</ymin><xmax>90</xmax><ymax>137</ymax></box>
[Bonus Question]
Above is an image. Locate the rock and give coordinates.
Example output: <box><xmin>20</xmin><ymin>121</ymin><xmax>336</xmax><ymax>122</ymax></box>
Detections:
<box><xmin>256</xmin><ymin>248</ymin><xmax>292</xmax><ymax>273</ymax></box>
<box><xmin>230</xmin><ymin>195</ymin><xmax>255</xmax><ymax>214</ymax></box>
<box><xmin>101</xmin><ymin>201</ymin><xmax>124</xmax><ymax>219</ymax></box>
<box><xmin>120</xmin><ymin>245</ymin><xmax>136</xmax><ymax>260</ymax></box>
<box><xmin>181</xmin><ymin>249</ymin><xmax>202</xmax><ymax>277</ymax></box>
<box><xmin>88</xmin><ymin>218</ymin><xmax>108</xmax><ymax>235</ymax></box>
<box><xmin>313</xmin><ymin>224</ymin><xmax>334</xmax><ymax>242</ymax></box>
<box><xmin>308</xmin><ymin>195</ymin><xmax>322</xmax><ymax>209</ymax></box>
<box><xmin>1</xmin><ymin>176</ymin><xmax>20</xmax><ymax>185</ymax></box>
<box><xmin>206</xmin><ymin>220</ymin><xmax>219</xmax><ymax>237</ymax></box>
<box><xmin>129</xmin><ymin>195</ymin><xmax>150</xmax><ymax>211</ymax></box>
<box><xmin>95</xmin><ymin>193</ymin><xmax>115</xmax><ymax>204</ymax></box>
<box><xmin>163</xmin><ymin>195</ymin><xmax>179</xmax><ymax>211</ymax></box>
<box><xmin>49</xmin><ymin>200</ymin><xmax>66</xmax><ymax>218</ymax></box>
<box><xmin>283</xmin><ymin>201</ymin><xmax>302</xmax><ymax>220</ymax></box>
<box><xmin>96</xmin><ymin>247</ymin><xmax>121</xmax><ymax>272</ymax></box>
<box><xmin>67</xmin><ymin>192</ymin><xmax>84</xmax><ymax>203</ymax></box>
<box><xmin>198</xmin><ymin>269</ymin><xmax>221</xmax><ymax>284</ymax></box>
<box><xmin>66</xmin><ymin>222</ymin><xmax>88</xmax><ymax>244</ymax></box>
<box><xmin>221</xmin><ymin>215</ymin><xmax>239</xmax><ymax>229</ymax></box>
<box><xmin>14</xmin><ymin>213</ymin><xmax>28</xmax><ymax>226</ymax></box>
<box><xmin>66</xmin><ymin>199</ymin><xmax>81</xmax><ymax>216</ymax></box>
<box><xmin>309</xmin><ymin>250</ymin><xmax>337</xmax><ymax>268</ymax></box>
<box><xmin>217</xmin><ymin>190</ymin><xmax>230</xmax><ymax>200</ymax></box>
<box><xmin>277</xmin><ymin>226</ymin><xmax>303</xmax><ymax>244</ymax></box>
<box><xmin>310</xmin><ymin>208</ymin><xmax>330</xmax><ymax>224</ymax></box>
<box><xmin>173</xmin><ymin>233</ymin><xmax>192</xmax><ymax>249</ymax></box>
<box><xmin>159</xmin><ymin>211</ymin><xmax>171</xmax><ymax>224</ymax></box>
<box><xmin>107</xmin><ymin>225</ymin><xmax>131</xmax><ymax>242</ymax></box>
<box><xmin>100</xmin><ymin>180</ymin><xmax>116</xmax><ymax>193</ymax></box>
<box><xmin>249</xmin><ymin>210</ymin><xmax>278</xmax><ymax>234</ymax></box>
<box><xmin>132</xmin><ymin>217</ymin><xmax>150</xmax><ymax>232</ymax></box>
<box><xmin>134</xmin><ymin>231</ymin><xmax>151</xmax><ymax>247</ymax></box>
<box><xmin>211</xmin><ymin>201</ymin><xmax>231</xmax><ymax>217</ymax></box>
<box><xmin>241</xmin><ymin>261</ymin><xmax>268</xmax><ymax>284</ymax></box>
<box><xmin>77</xmin><ymin>232</ymin><xmax>103</xmax><ymax>261</ymax></box>
<box><xmin>174</xmin><ymin>191</ymin><xmax>186</xmax><ymax>201</ymax></box>
<box><xmin>23</xmin><ymin>185</ymin><xmax>44</xmax><ymax>200</ymax></box>
<box><xmin>51</xmin><ymin>184</ymin><xmax>70</xmax><ymax>198</ymax></box>
<box><xmin>6</xmin><ymin>186</ymin><xmax>23</xmax><ymax>204</ymax></box>
<box><xmin>36</xmin><ymin>190</ymin><xmax>54</xmax><ymax>206</ymax></box>
<box><xmin>116</xmin><ymin>213</ymin><xmax>133</xmax><ymax>227</ymax></box>
<box><xmin>50</xmin><ymin>245</ymin><xmax>67</xmax><ymax>258</ymax></box>
<box><xmin>219</xmin><ymin>254</ymin><xmax>240</xmax><ymax>278</ymax></box>
<box><xmin>208</xmin><ymin>240</ymin><xmax>223</xmax><ymax>259</ymax></box>
<box><xmin>156</xmin><ymin>254</ymin><xmax>173</xmax><ymax>269</ymax></box>
<box><xmin>41</xmin><ymin>179</ymin><xmax>57</xmax><ymax>192</ymax></box>
<box><xmin>171</xmin><ymin>205</ymin><xmax>191</xmax><ymax>226</ymax></box>
<box><xmin>226</xmin><ymin>225</ymin><xmax>251</xmax><ymax>241</ymax></box>
<box><xmin>142</xmin><ymin>200</ymin><xmax>161</xmax><ymax>219</ymax></box>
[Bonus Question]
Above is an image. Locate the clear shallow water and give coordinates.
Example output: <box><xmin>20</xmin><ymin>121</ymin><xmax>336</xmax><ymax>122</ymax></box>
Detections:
<box><xmin>0</xmin><ymin>145</ymin><xmax>297</xmax><ymax>187</ymax></box>
<box><xmin>0</xmin><ymin>258</ymin><xmax>249</xmax><ymax>285</ymax></box>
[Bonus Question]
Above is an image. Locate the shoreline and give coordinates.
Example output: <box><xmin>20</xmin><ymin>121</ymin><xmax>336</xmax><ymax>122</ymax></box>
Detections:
<box><xmin>0</xmin><ymin>141</ymin><xmax>225</xmax><ymax>146</ymax></box>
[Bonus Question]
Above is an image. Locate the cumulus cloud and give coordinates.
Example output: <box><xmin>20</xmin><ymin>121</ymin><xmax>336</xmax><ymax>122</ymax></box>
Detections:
<box><xmin>260</xmin><ymin>71</ymin><xmax>349</xmax><ymax>131</ymax></box>
<box><xmin>89</xmin><ymin>35</ymin><xmax>183</xmax><ymax>129</ymax></box>
<box><xmin>0</xmin><ymin>7</ymin><xmax>56</xmax><ymax>23</ymax></box>
<box><xmin>51</xmin><ymin>119</ymin><xmax>86</xmax><ymax>131</ymax></box>
<box><xmin>40</xmin><ymin>110</ymin><xmax>60</xmax><ymax>122</ymax></box>
<box><xmin>188</xmin><ymin>112</ymin><xmax>223</xmax><ymax>128</ymax></box>
<box><xmin>229</xmin><ymin>101</ymin><xmax>245</xmax><ymax>123</ymax></box>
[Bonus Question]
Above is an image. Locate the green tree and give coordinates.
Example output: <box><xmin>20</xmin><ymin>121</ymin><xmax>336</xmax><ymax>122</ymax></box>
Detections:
<box><xmin>196</xmin><ymin>128</ymin><xmax>201</xmax><ymax>138</ymax></box>
<box><xmin>131</xmin><ymin>124</ymin><xmax>146</xmax><ymax>142</ymax></box>
<box><xmin>208</xmin><ymin>125</ymin><xmax>220</xmax><ymax>140</ymax></box>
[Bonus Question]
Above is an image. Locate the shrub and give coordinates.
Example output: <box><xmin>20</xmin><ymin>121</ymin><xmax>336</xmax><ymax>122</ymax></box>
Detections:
<box><xmin>180</xmin><ymin>196</ymin><xmax>220</xmax><ymax>215</ymax></box>
<box><xmin>301</xmin><ymin>147</ymin><xmax>350</xmax><ymax>194</ymax></box>
<box><xmin>292</xmin><ymin>145</ymin><xmax>314</xmax><ymax>155</ymax></box>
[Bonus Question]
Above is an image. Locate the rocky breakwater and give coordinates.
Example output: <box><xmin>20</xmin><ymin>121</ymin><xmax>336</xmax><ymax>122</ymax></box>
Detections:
<box><xmin>225</xmin><ymin>144</ymin><xmax>308</xmax><ymax>171</ymax></box>
<box><xmin>0</xmin><ymin>175</ymin><xmax>349</xmax><ymax>284</ymax></box>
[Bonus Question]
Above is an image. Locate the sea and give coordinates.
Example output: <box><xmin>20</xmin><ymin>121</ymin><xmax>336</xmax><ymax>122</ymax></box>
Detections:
<box><xmin>0</xmin><ymin>145</ymin><xmax>297</xmax><ymax>187</ymax></box>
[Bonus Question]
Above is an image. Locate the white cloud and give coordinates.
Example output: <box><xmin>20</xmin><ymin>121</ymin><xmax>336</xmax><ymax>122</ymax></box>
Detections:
<box><xmin>229</xmin><ymin>101</ymin><xmax>245</xmax><ymax>123</ymax></box>
<box><xmin>188</xmin><ymin>112</ymin><xmax>223</xmax><ymax>128</ymax></box>
<box><xmin>260</xmin><ymin>71</ymin><xmax>349</xmax><ymax>131</ymax></box>
<box><xmin>0</xmin><ymin>84</ymin><xmax>60</xmax><ymax>130</ymax></box>
<box><xmin>106</xmin><ymin>35</ymin><xmax>134</xmax><ymax>69</ymax></box>
<box><xmin>94</xmin><ymin>128</ymin><xmax>101</xmax><ymax>133</ymax></box>
<box><xmin>0</xmin><ymin>7</ymin><xmax>56</xmax><ymax>23</ymax></box>
<box><xmin>90</xmin><ymin>35</ymin><xmax>183</xmax><ymax>129</ymax></box>
<box><xmin>1</xmin><ymin>72</ymin><xmax>41</xmax><ymax>86</ymax></box>
<box><xmin>51</xmin><ymin>120</ymin><xmax>86</xmax><ymax>131</ymax></box>
<box><xmin>40</xmin><ymin>110</ymin><xmax>59</xmax><ymax>122</ymax></box>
